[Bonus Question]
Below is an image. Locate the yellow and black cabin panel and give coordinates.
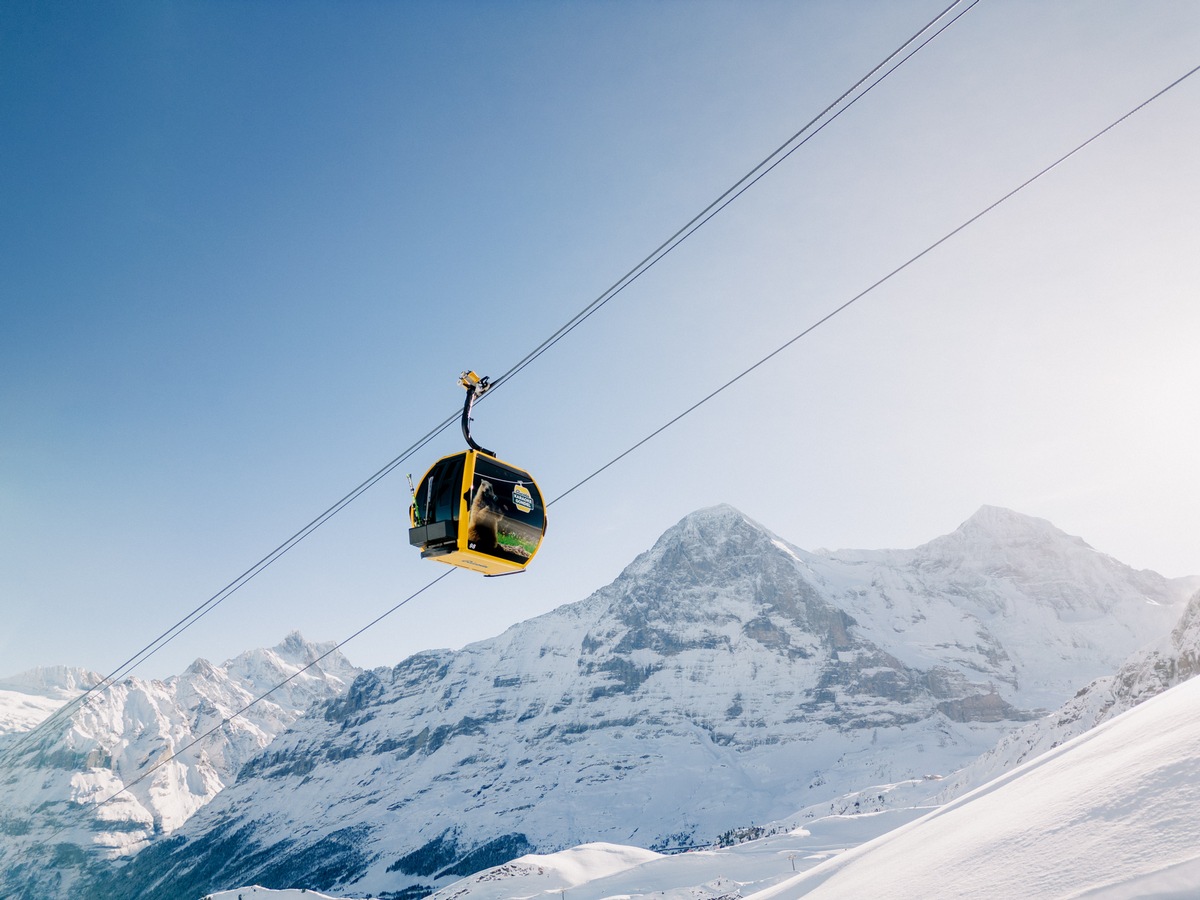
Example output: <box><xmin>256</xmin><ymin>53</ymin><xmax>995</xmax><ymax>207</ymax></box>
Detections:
<box><xmin>409</xmin><ymin>449</ymin><xmax>547</xmax><ymax>575</ymax></box>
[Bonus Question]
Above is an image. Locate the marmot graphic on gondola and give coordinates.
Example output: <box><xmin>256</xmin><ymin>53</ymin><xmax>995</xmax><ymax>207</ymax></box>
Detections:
<box><xmin>467</xmin><ymin>479</ymin><xmax>504</xmax><ymax>555</ymax></box>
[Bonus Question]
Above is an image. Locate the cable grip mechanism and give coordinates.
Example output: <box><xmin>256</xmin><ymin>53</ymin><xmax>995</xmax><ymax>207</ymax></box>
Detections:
<box><xmin>459</xmin><ymin>370</ymin><xmax>496</xmax><ymax>457</ymax></box>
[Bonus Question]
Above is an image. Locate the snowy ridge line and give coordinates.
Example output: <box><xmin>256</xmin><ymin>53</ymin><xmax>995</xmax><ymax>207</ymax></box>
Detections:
<box><xmin>0</xmin><ymin>632</ymin><xmax>366</xmax><ymax>898</ymax></box>
<box><xmin>4</xmin><ymin>0</ymin><xmax>976</xmax><ymax>768</ymax></box>
<box><xmin>0</xmin><ymin>667</ymin><xmax>101</xmax><ymax>737</ymax></box>
<box><xmin>18</xmin><ymin>572</ymin><xmax>451</xmax><ymax>858</ymax></box>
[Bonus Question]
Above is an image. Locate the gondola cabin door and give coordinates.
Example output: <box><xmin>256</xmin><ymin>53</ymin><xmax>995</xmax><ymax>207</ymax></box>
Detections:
<box><xmin>409</xmin><ymin>449</ymin><xmax>547</xmax><ymax>576</ymax></box>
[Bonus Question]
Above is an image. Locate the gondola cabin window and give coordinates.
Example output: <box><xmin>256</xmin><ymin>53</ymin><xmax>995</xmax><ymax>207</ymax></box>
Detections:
<box><xmin>413</xmin><ymin>454</ymin><xmax>465</xmax><ymax>528</ymax></box>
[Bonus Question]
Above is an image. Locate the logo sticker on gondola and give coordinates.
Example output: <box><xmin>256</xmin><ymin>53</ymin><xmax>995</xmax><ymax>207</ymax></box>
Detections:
<box><xmin>512</xmin><ymin>484</ymin><xmax>534</xmax><ymax>514</ymax></box>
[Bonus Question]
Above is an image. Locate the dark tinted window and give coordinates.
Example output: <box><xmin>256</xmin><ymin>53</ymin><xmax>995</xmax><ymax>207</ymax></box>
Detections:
<box><xmin>414</xmin><ymin>455</ymin><xmax>465</xmax><ymax>526</ymax></box>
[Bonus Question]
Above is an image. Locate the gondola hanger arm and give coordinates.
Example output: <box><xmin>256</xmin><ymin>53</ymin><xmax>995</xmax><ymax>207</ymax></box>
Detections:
<box><xmin>459</xmin><ymin>370</ymin><xmax>496</xmax><ymax>457</ymax></box>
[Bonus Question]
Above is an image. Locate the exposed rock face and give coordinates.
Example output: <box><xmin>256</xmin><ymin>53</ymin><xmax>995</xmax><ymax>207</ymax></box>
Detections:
<box><xmin>88</xmin><ymin>505</ymin><xmax>1190</xmax><ymax>900</ymax></box>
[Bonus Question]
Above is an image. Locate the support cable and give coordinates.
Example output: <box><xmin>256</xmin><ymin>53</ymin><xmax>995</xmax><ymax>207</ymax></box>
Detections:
<box><xmin>549</xmin><ymin>61</ymin><xmax>1200</xmax><ymax>507</ymax></box>
<box><xmin>485</xmin><ymin>0</ymin><xmax>980</xmax><ymax>397</ymax></box>
<box><xmin>3</xmin><ymin>414</ymin><xmax>459</xmax><ymax>761</ymax></box>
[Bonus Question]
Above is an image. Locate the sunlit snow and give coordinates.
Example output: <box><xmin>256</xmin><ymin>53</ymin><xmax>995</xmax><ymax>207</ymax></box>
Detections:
<box><xmin>240</xmin><ymin>674</ymin><xmax>1198</xmax><ymax>900</ymax></box>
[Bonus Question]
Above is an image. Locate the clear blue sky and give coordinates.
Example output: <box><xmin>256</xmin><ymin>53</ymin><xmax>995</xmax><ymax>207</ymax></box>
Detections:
<box><xmin>3</xmin><ymin>1</ymin><xmax>1198</xmax><ymax>680</ymax></box>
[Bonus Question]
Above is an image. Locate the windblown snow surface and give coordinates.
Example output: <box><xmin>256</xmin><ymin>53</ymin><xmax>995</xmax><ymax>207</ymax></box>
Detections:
<box><xmin>219</xmin><ymin>671</ymin><xmax>1200</xmax><ymax>900</ymax></box>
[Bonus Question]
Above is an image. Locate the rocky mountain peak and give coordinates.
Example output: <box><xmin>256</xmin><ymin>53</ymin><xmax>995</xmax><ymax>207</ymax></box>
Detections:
<box><xmin>673</xmin><ymin>502</ymin><xmax>757</xmax><ymax>535</ymax></box>
<box><xmin>909</xmin><ymin>505</ymin><xmax>1177</xmax><ymax>623</ymax></box>
<box><xmin>1168</xmin><ymin>588</ymin><xmax>1200</xmax><ymax>650</ymax></box>
<box><xmin>579</xmin><ymin>505</ymin><xmax>839</xmax><ymax>661</ymax></box>
<box><xmin>275</xmin><ymin>629</ymin><xmax>324</xmax><ymax>663</ymax></box>
<box><xmin>622</xmin><ymin>505</ymin><xmax>773</xmax><ymax>574</ymax></box>
<box><xmin>184</xmin><ymin>657</ymin><xmax>217</xmax><ymax>679</ymax></box>
<box><xmin>924</xmin><ymin>505</ymin><xmax>1089</xmax><ymax>557</ymax></box>
<box><xmin>217</xmin><ymin>631</ymin><xmax>358</xmax><ymax>701</ymax></box>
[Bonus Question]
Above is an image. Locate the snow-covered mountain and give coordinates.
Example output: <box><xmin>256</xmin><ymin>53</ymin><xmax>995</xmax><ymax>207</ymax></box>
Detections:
<box><xmin>933</xmin><ymin>585</ymin><xmax>1200</xmax><ymax>803</ymax></box>
<box><xmin>808</xmin><ymin>504</ymin><xmax>1190</xmax><ymax>709</ymax></box>
<box><xmin>397</xmin><ymin>667</ymin><xmax>1200</xmax><ymax>900</ymax></box>
<box><xmin>417</xmin><ymin>585</ymin><xmax>1200</xmax><ymax>900</ymax></box>
<box><xmin>91</xmin><ymin>505</ymin><xmax>1191</xmax><ymax>900</ymax></box>
<box><xmin>0</xmin><ymin>665</ymin><xmax>101</xmax><ymax>735</ymax></box>
<box><xmin>0</xmin><ymin>632</ymin><xmax>360</xmax><ymax>900</ymax></box>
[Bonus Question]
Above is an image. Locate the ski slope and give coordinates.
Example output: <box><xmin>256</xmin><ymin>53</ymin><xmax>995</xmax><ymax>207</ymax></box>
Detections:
<box><xmin>760</xmin><ymin>670</ymin><xmax>1200</xmax><ymax>899</ymax></box>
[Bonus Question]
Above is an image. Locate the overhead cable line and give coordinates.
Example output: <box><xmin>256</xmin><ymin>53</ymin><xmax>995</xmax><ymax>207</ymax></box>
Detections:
<box><xmin>484</xmin><ymin>0</ymin><xmax>980</xmax><ymax>397</ymax></box>
<box><xmin>30</xmin><ymin>59</ymin><xmax>1200</xmax><ymax>847</ymax></box>
<box><xmin>5</xmin><ymin>0</ymin><xmax>976</xmax><ymax>764</ymax></box>
<box><xmin>549</xmin><ymin>62</ymin><xmax>1200</xmax><ymax>508</ymax></box>
<box><xmin>21</xmin><ymin>569</ymin><xmax>457</xmax><ymax>854</ymax></box>
<box><xmin>3</xmin><ymin>414</ymin><xmax>460</xmax><ymax>761</ymax></box>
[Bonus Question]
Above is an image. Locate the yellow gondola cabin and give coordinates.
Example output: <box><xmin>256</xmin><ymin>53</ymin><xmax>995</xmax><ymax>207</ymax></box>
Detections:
<box><xmin>408</xmin><ymin>372</ymin><xmax>547</xmax><ymax>575</ymax></box>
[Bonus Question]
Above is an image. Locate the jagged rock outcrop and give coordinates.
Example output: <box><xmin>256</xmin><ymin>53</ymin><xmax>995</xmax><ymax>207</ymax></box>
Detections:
<box><xmin>90</xmin><ymin>505</ymin><xmax>1190</xmax><ymax>900</ymax></box>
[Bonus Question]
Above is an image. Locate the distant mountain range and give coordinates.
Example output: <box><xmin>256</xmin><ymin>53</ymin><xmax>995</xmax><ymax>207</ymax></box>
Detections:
<box><xmin>0</xmin><ymin>665</ymin><xmax>100</xmax><ymax>734</ymax></box>
<box><xmin>0</xmin><ymin>632</ymin><xmax>359</xmax><ymax>899</ymax></box>
<box><xmin>27</xmin><ymin>503</ymin><xmax>1184</xmax><ymax>900</ymax></box>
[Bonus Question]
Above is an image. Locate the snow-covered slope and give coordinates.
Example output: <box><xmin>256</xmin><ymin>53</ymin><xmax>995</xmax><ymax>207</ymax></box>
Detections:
<box><xmin>206</xmin><ymin>889</ymin><xmax>350</xmax><ymax>900</ymax></box>
<box><xmin>419</xmin><ymin>580</ymin><xmax>1200</xmax><ymax>900</ymax></box>
<box><xmin>0</xmin><ymin>632</ymin><xmax>360</xmax><ymax>900</ymax></box>
<box><xmin>428</xmin><ymin>842</ymin><xmax>668</xmax><ymax>900</ymax></box>
<box><xmin>409</xmin><ymin>670</ymin><xmax>1200</xmax><ymax>900</ymax></box>
<box><xmin>765</xmin><ymin>671</ymin><xmax>1200</xmax><ymax>899</ymax></box>
<box><xmin>932</xmin><ymin>586</ymin><xmax>1200</xmax><ymax>802</ymax></box>
<box><xmin>95</xmin><ymin>505</ymin><xmax>1190</xmax><ymax>900</ymax></box>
